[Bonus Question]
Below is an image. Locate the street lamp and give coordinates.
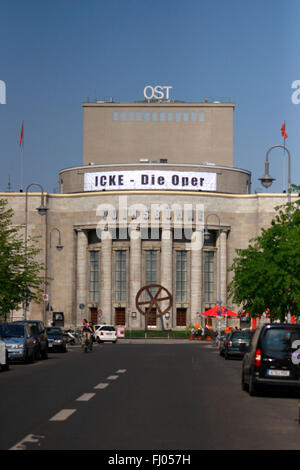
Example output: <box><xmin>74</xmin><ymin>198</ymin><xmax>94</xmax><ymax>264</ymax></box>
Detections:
<box><xmin>48</xmin><ymin>228</ymin><xmax>64</xmax><ymax>324</ymax></box>
<box><xmin>24</xmin><ymin>183</ymin><xmax>48</xmax><ymax>320</ymax></box>
<box><xmin>259</xmin><ymin>145</ymin><xmax>291</xmax><ymax>203</ymax></box>
<box><xmin>204</xmin><ymin>213</ymin><xmax>223</xmax><ymax>334</ymax></box>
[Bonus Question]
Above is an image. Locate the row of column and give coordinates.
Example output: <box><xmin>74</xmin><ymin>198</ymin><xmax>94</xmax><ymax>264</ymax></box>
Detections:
<box><xmin>76</xmin><ymin>228</ymin><xmax>228</xmax><ymax>327</ymax></box>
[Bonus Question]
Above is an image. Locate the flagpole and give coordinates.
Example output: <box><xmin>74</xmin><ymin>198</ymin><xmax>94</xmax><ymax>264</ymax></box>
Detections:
<box><xmin>20</xmin><ymin>121</ymin><xmax>24</xmax><ymax>192</ymax></box>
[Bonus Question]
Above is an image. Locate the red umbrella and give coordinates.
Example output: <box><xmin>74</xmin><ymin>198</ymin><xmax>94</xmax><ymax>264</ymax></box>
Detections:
<box><xmin>201</xmin><ymin>305</ymin><xmax>238</xmax><ymax>317</ymax></box>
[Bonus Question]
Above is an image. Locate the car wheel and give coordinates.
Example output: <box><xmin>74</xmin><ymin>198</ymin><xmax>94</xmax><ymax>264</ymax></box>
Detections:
<box><xmin>241</xmin><ymin>370</ymin><xmax>248</xmax><ymax>392</ymax></box>
<box><xmin>249</xmin><ymin>374</ymin><xmax>259</xmax><ymax>396</ymax></box>
<box><xmin>41</xmin><ymin>347</ymin><xmax>48</xmax><ymax>360</ymax></box>
<box><xmin>35</xmin><ymin>347</ymin><xmax>42</xmax><ymax>361</ymax></box>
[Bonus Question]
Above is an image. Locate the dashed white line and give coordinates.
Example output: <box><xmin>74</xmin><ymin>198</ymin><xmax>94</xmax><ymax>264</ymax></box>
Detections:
<box><xmin>94</xmin><ymin>383</ymin><xmax>109</xmax><ymax>390</ymax></box>
<box><xmin>116</xmin><ymin>369</ymin><xmax>127</xmax><ymax>373</ymax></box>
<box><xmin>107</xmin><ymin>375</ymin><xmax>119</xmax><ymax>380</ymax></box>
<box><xmin>49</xmin><ymin>409</ymin><xmax>76</xmax><ymax>422</ymax></box>
<box><xmin>76</xmin><ymin>393</ymin><xmax>96</xmax><ymax>402</ymax></box>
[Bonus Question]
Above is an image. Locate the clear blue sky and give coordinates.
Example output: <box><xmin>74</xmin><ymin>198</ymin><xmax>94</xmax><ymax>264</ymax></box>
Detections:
<box><xmin>0</xmin><ymin>0</ymin><xmax>299</xmax><ymax>193</ymax></box>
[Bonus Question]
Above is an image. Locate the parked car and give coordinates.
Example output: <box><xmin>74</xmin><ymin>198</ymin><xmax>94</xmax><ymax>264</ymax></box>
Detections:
<box><xmin>224</xmin><ymin>329</ymin><xmax>252</xmax><ymax>360</ymax></box>
<box><xmin>0</xmin><ymin>322</ymin><xmax>36</xmax><ymax>363</ymax></box>
<box><xmin>241</xmin><ymin>323</ymin><xmax>300</xmax><ymax>396</ymax></box>
<box><xmin>0</xmin><ymin>336</ymin><xmax>9</xmax><ymax>371</ymax></box>
<box><xmin>218</xmin><ymin>332</ymin><xmax>231</xmax><ymax>357</ymax></box>
<box><xmin>14</xmin><ymin>320</ymin><xmax>48</xmax><ymax>360</ymax></box>
<box><xmin>95</xmin><ymin>325</ymin><xmax>117</xmax><ymax>344</ymax></box>
<box><xmin>46</xmin><ymin>327</ymin><xmax>67</xmax><ymax>352</ymax></box>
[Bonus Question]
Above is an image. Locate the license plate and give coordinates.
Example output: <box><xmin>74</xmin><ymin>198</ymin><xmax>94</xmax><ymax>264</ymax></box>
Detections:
<box><xmin>267</xmin><ymin>369</ymin><xmax>290</xmax><ymax>377</ymax></box>
<box><xmin>48</xmin><ymin>343</ymin><xmax>53</xmax><ymax>348</ymax></box>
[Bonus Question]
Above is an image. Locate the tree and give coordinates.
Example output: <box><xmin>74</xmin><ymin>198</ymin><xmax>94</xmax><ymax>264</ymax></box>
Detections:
<box><xmin>0</xmin><ymin>198</ymin><xmax>45</xmax><ymax>319</ymax></box>
<box><xmin>228</xmin><ymin>185</ymin><xmax>300</xmax><ymax>322</ymax></box>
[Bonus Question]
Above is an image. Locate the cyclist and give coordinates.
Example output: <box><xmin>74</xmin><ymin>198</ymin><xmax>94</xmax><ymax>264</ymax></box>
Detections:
<box><xmin>81</xmin><ymin>319</ymin><xmax>93</xmax><ymax>351</ymax></box>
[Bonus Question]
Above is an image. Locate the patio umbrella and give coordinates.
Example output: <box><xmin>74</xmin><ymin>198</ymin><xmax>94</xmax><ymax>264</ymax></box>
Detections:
<box><xmin>201</xmin><ymin>305</ymin><xmax>238</xmax><ymax>317</ymax></box>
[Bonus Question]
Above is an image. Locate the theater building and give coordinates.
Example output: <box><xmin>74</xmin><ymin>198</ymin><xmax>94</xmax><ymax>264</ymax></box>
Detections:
<box><xmin>2</xmin><ymin>89</ymin><xmax>293</xmax><ymax>329</ymax></box>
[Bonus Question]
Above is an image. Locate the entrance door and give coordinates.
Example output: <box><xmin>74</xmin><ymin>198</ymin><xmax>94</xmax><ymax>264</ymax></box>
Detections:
<box><xmin>146</xmin><ymin>309</ymin><xmax>157</xmax><ymax>327</ymax></box>
<box><xmin>90</xmin><ymin>308</ymin><xmax>98</xmax><ymax>325</ymax></box>
<box><xmin>115</xmin><ymin>308</ymin><xmax>125</xmax><ymax>326</ymax></box>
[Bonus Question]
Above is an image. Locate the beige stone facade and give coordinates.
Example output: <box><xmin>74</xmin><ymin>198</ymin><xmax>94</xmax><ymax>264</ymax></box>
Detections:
<box><xmin>2</xmin><ymin>98</ymin><xmax>291</xmax><ymax>330</ymax></box>
<box><xmin>1</xmin><ymin>190</ymin><xmax>294</xmax><ymax>330</ymax></box>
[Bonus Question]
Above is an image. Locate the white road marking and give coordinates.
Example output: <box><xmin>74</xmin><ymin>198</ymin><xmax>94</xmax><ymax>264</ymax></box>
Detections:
<box><xmin>116</xmin><ymin>369</ymin><xmax>127</xmax><ymax>373</ymax></box>
<box><xmin>49</xmin><ymin>409</ymin><xmax>76</xmax><ymax>421</ymax></box>
<box><xmin>107</xmin><ymin>375</ymin><xmax>119</xmax><ymax>380</ymax></box>
<box><xmin>94</xmin><ymin>383</ymin><xmax>109</xmax><ymax>390</ymax></box>
<box><xmin>76</xmin><ymin>393</ymin><xmax>95</xmax><ymax>402</ymax></box>
<box><xmin>9</xmin><ymin>434</ymin><xmax>45</xmax><ymax>451</ymax></box>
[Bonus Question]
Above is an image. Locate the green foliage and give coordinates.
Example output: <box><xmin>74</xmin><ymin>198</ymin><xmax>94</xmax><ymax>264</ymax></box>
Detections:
<box><xmin>0</xmin><ymin>199</ymin><xmax>45</xmax><ymax>318</ymax></box>
<box><xmin>228</xmin><ymin>185</ymin><xmax>300</xmax><ymax>322</ymax></box>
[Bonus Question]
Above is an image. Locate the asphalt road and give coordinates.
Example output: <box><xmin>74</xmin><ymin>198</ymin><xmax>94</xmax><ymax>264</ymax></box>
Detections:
<box><xmin>0</xmin><ymin>341</ymin><xmax>300</xmax><ymax>451</ymax></box>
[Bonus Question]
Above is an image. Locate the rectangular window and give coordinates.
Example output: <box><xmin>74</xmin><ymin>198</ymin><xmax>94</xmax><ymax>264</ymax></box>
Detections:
<box><xmin>160</xmin><ymin>112</ymin><xmax>165</xmax><ymax>121</ymax></box>
<box><xmin>168</xmin><ymin>112</ymin><xmax>173</xmax><ymax>121</ymax></box>
<box><xmin>89</xmin><ymin>251</ymin><xmax>99</xmax><ymax>302</ymax></box>
<box><xmin>113</xmin><ymin>112</ymin><xmax>118</xmax><ymax>121</ymax></box>
<box><xmin>175</xmin><ymin>112</ymin><xmax>181</xmax><ymax>121</ymax></box>
<box><xmin>144</xmin><ymin>112</ymin><xmax>150</xmax><ymax>121</ymax></box>
<box><xmin>183</xmin><ymin>112</ymin><xmax>189</xmax><ymax>122</ymax></box>
<box><xmin>115</xmin><ymin>251</ymin><xmax>127</xmax><ymax>302</ymax></box>
<box><xmin>120</xmin><ymin>111</ymin><xmax>126</xmax><ymax>121</ymax></box>
<box><xmin>152</xmin><ymin>112</ymin><xmax>157</xmax><ymax>121</ymax></box>
<box><xmin>176</xmin><ymin>251</ymin><xmax>187</xmax><ymax>302</ymax></box>
<box><xmin>191</xmin><ymin>112</ymin><xmax>197</xmax><ymax>122</ymax></box>
<box><xmin>145</xmin><ymin>251</ymin><xmax>157</xmax><ymax>300</ymax></box>
<box><xmin>199</xmin><ymin>111</ymin><xmax>204</xmax><ymax>122</ymax></box>
<box><xmin>128</xmin><ymin>111</ymin><xmax>134</xmax><ymax>121</ymax></box>
<box><xmin>136</xmin><ymin>112</ymin><xmax>142</xmax><ymax>121</ymax></box>
<box><xmin>204</xmin><ymin>251</ymin><xmax>214</xmax><ymax>302</ymax></box>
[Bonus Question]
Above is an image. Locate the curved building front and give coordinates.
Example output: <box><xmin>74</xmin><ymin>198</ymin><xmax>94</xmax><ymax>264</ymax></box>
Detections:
<box><xmin>2</xmin><ymin>94</ymin><xmax>293</xmax><ymax>329</ymax></box>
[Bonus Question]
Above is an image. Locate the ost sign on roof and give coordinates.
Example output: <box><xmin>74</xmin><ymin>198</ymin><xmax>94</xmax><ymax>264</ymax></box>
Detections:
<box><xmin>84</xmin><ymin>170</ymin><xmax>217</xmax><ymax>192</ymax></box>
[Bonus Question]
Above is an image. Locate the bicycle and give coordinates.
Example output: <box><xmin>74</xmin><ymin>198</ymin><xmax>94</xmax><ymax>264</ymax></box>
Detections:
<box><xmin>82</xmin><ymin>332</ymin><xmax>93</xmax><ymax>353</ymax></box>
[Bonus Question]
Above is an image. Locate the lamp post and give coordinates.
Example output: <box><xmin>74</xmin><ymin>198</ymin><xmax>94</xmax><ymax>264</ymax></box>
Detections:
<box><xmin>48</xmin><ymin>228</ymin><xmax>64</xmax><ymax>325</ymax></box>
<box><xmin>204</xmin><ymin>213</ymin><xmax>222</xmax><ymax>335</ymax></box>
<box><xmin>259</xmin><ymin>145</ymin><xmax>291</xmax><ymax>203</ymax></box>
<box><xmin>24</xmin><ymin>183</ymin><xmax>48</xmax><ymax>320</ymax></box>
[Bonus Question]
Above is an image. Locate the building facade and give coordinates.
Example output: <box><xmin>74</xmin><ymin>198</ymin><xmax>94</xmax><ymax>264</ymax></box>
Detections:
<box><xmin>1</xmin><ymin>93</ymin><xmax>292</xmax><ymax>329</ymax></box>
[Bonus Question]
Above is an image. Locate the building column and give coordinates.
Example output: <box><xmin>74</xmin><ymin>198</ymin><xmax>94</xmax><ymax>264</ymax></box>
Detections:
<box><xmin>220</xmin><ymin>230</ymin><xmax>227</xmax><ymax>306</ymax></box>
<box><xmin>129</xmin><ymin>229</ymin><xmax>141</xmax><ymax>329</ymax></box>
<box><xmin>190</xmin><ymin>230</ymin><xmax>202</xmax><ymax>325</ymax></box>
<box><xmin>161</xmin><ymin>228</ymin><xmax>172</xmax><ymax>328</ymax></box>
<box><xmin>76</xmin><ymin>229</ymin><xmax>88</xmax><ymax>326</ymax></box>
<box><xmin>101</xmin><ymin>230</ymin><xmax>112</xmax><ymax>325</ymax></box>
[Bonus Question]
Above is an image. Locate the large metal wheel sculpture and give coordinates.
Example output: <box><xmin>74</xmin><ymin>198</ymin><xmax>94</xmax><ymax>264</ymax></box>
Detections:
<box><xmin>135</xmin><ymin>284</ymin><xmax>173</xmax><ymax>319</ymax></box>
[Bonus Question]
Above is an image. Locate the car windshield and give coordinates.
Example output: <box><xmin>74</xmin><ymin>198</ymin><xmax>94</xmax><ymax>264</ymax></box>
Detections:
<box><xmin>46</xmin><ymin>328</ymin><xmax>62</xmax><ymax>335</ymax></box>
<box><xmin>101</xmin><ymin>326</ymin><xmax>116</xmax><ymax>331</ymax></box>
<box><xmin>0</xmin><ymin>324</ymin><xmax>25</xmax><ymax>338</ymax></box>
<box><xmin>261</xmin><ymin>327</ymin><xmax>300</xmax><ymax>354</ymax></box>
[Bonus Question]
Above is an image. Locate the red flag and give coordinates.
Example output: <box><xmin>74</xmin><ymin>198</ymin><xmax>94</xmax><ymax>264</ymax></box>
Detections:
<box><xmin>19</xmin><ymin>121</ymin><xmax>24</xmax><ymax>147</ymax></box>
<box><xmin>281</xmin><ymin>122</ymin><xmax>288</xmax><ymax>139</ymax></box>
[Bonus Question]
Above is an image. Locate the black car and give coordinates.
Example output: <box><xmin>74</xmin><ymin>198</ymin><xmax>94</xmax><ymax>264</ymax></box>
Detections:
<box><xmin>241</xmin><ymin>323</ymin><xmax>300</xmax><ymax>396</ymax></box>
<box><xmin>14</xmin><ymin>321</ymin><xmax>49</xmax><ymax>360</ymax></box>
<box><xmin>46</xmin><ymin>327</ymin><xmax>67</xmax><ymax>352</ymax></box>
<box><xmin>223</xmin><ymin>329</ymin><xmax>253</xmax><ymax>360</ymax></box>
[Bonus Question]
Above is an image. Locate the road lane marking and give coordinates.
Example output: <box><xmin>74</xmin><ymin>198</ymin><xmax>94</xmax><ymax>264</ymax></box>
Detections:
<box><xmin>107</xmin><ymin>375</ymin><xmax>119</xmax><ymax>380</ymax></box>
<box><xmin>49</xmin><ymin>409</ymin><xmax>76</xmax><ymax>421</ymax></box>
<box><xmin>116</xmin><ymin>369</ymin><xmax>127</xmax><ymax>373</ymax></box>
<box><xmin>9</xmin><ymin>434</ymin><xmax>45</xmax><ymax>451</ymax></box>
<box><xmin>76</xmin><ymin>393</ymin><xmax>96</xmax><ymax>402</ymax></box>
<box><xmin>94</xmin><ymin>383</ymin><xmax>109</xmax><ymax>390</ymax></box>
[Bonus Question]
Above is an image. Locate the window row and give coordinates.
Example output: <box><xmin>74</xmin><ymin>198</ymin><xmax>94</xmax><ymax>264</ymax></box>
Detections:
<box><xmin>112</xmin><ymin>111</ymin><xmax>205</xmax><ymax>122</ymax></box>
<box><xmin>89</xmin><ymin>250</ymin><xmax>215</xmax><ymax>304</ymax></box>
